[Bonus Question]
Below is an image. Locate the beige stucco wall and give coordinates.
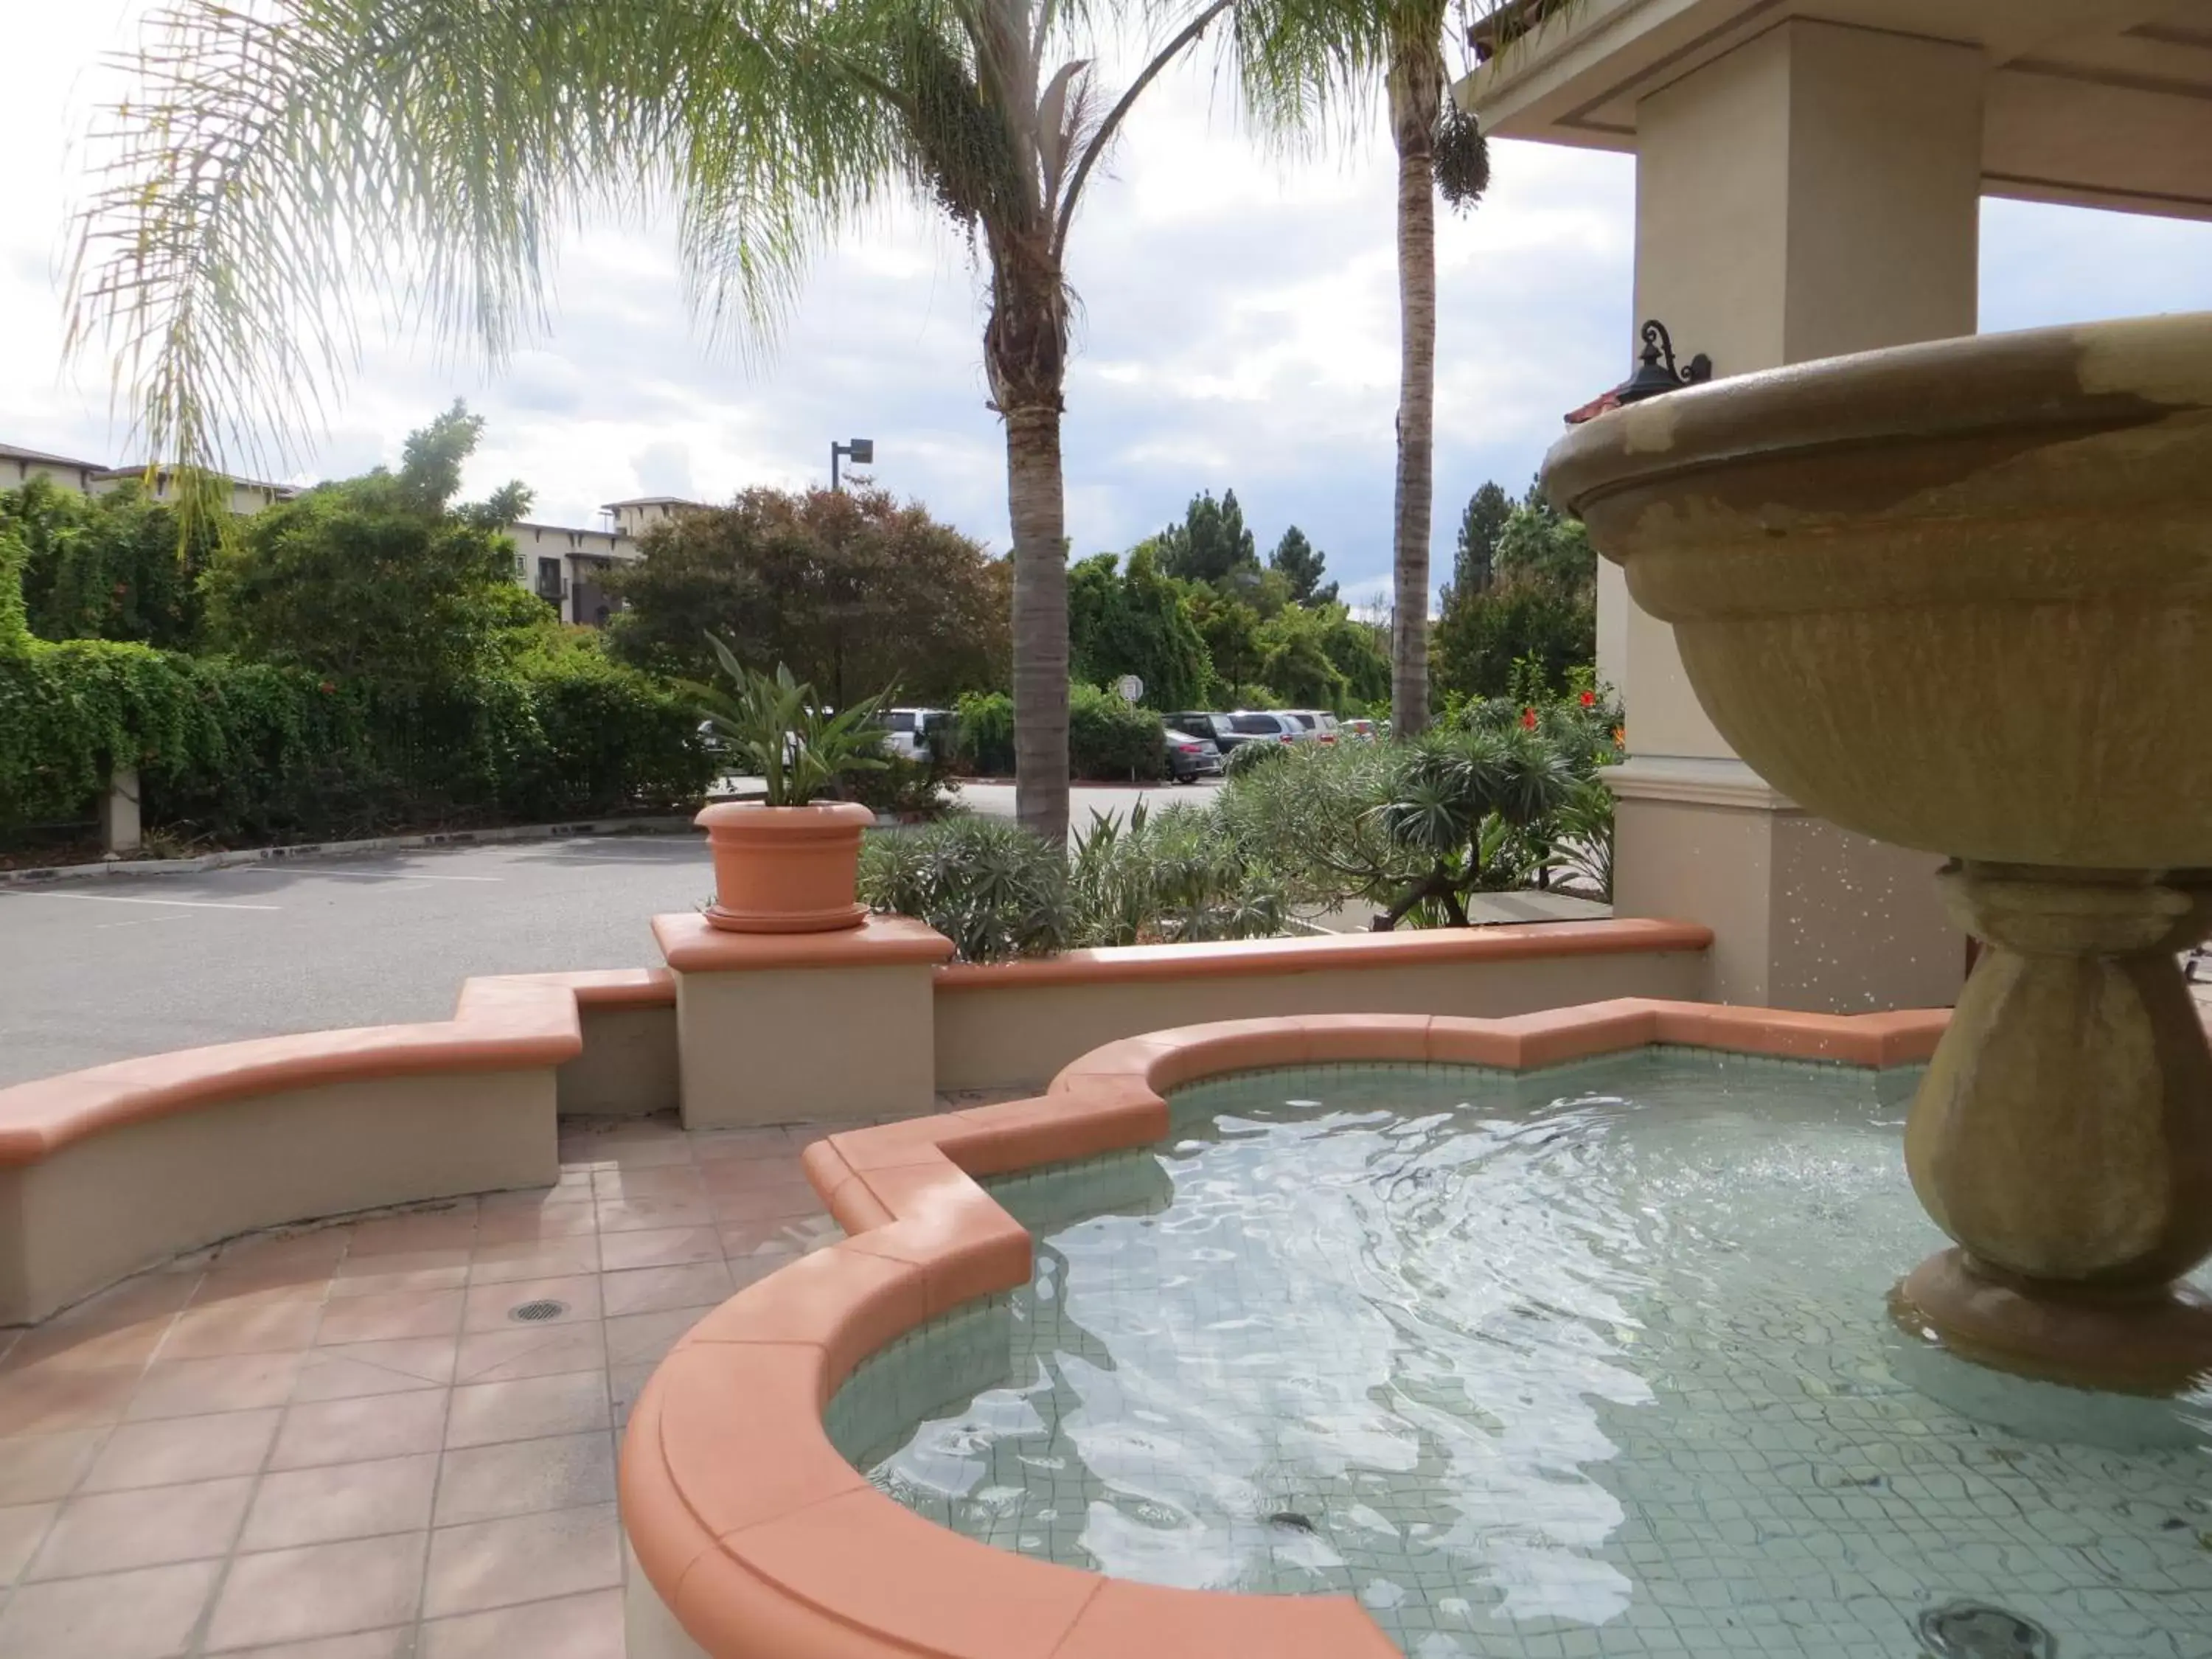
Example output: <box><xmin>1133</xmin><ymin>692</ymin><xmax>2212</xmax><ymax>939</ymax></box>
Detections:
<box><xmin>1614</xmin><ymin>789</ymin><xmax>1959</xmax><ymax>1013</ymax></box>
<box><xmin>0</xmin><ymin>1067</ymin><xmax>557</xmax><ymax>1326</ymax></box>
<box><xmin>934</xmin><ymin>947</ymin><xmax>1711</xmax><ymax>1095</ymax></box>
<box><xmin>676</xmin><ymin>962</ymin><xmax>939</xmax><ymax>1127</ymax></box>
<box><xmin>559</xmin><ymin>1004</ymin><xmax>679</xmax><ymax>1119</ymax></box>
<box><xmin>1601</xmin><ymin>18</ymin><xmax>1978</xmax><ymax>1009</ymax></box>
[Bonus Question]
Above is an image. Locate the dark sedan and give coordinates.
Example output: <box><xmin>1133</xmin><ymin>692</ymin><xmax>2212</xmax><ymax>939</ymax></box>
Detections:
<box><xmin>1163</xmin><ymin>728</ymin><xmax>1225</xmax><ymax>782</ymax></box>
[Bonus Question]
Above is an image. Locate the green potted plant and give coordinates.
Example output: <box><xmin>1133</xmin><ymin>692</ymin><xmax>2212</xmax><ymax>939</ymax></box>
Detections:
<box><xmin>691</xmin><ymin>637</ymin><xmax>893</xmax><ymax>933</ymax></box>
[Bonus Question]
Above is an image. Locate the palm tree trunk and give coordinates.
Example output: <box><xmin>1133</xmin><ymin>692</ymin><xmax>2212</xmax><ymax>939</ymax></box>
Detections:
<box><xmin>1388</xmin><ymin>54</ymin><xmax>1441</xmax><ymax>740</ymax></box>
<box><xmin>1005</xmin><ymin>401</ymin><xmax>1070</xmax><ymax>842</ymax></box>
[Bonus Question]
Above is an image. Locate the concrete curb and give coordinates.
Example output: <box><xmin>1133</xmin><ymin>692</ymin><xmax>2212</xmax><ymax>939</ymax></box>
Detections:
<box><xmin>0</xmin><ymin>816</ymin><xmax>701</xmax><ymax>887</ymax></box>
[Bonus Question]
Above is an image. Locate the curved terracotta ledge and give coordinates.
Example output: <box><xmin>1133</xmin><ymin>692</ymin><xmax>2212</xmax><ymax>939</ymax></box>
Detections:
<box><xmin>932</xmin><ymin>917</ymin><xmax>1712</xmax><ymax>990</ymax></box>
<box><xmin>619</xmin><ymin>995</ymin><xmax>1947</xmax><ymax>1659</ymax></box>
<box><xmin>0</xmin><ymin>967</ymin><xmax>671</xmax><ymax>1166</ymax></box>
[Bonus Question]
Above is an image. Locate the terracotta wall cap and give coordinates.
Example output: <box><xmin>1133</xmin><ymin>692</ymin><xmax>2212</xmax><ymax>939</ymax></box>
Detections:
<box><xmin>653</xmin><ymin>911</ymin><xmax>955</xmax><ymax>973</ymax></box>
<box><xmin>0</xmin><ymin>978</ymin><xmax>582</xmax><ymax>1166</ymax></box>
<box><xmin>932</xmin><ymin>917</ymin><xmax>1713</xmax><ymax>990</ymax></box>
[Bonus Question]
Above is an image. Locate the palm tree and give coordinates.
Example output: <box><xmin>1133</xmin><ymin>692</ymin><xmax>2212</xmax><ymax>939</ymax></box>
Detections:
<box><xmin>1381</xmin><ymin>6</ymin><xmax>1491</xmax><ymax>738</ymax></box>
<box><xmin>67</xmin><ymin>0</ymin><xmax>1318</xmax><ymax>842</ymax></box>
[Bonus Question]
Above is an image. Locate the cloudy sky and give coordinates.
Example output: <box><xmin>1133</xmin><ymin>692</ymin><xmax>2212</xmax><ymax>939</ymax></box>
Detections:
<box><xmin>4</xmin><ymin>1</ymin><xmax>2209</xmax><ymax>608</ymax></box>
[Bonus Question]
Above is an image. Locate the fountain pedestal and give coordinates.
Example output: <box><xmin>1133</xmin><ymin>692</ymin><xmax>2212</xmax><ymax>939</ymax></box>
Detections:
<box><xmin>1542</xmin><ymin>312</ymin><xmax>2212</xmax><ymax>1394</ymax></box>
<box><xmin>1896</xmin><ymin>863</ymin><xmax>2212</xmax><ymax>1391</ymax></box>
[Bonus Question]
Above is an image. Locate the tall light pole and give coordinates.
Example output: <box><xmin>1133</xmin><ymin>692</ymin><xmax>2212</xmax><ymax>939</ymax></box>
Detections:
<box><xmin>830</xmin><ymin>437</ymin><xmax>874</xmax><ymax>492</ymax></box>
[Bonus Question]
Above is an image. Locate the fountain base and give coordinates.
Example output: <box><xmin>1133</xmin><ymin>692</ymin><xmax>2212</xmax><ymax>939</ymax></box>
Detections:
<box><xmin>1894</xmin><ymin>1248</ymin><xmax>2212</xmax><ymax>1396</ymax></box>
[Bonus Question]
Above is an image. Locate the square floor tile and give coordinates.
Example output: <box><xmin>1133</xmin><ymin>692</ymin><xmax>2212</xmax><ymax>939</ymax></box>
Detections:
<box><xmin>417</xmin><ymin>1586</ymin><xmax>623</xmax><ymax>1658</ymax></box>
<box><xmin>0</xmin><ymin>1558</ymin><xmax>220</xmax><ymax>1658</ymax></box>
<box><xmin>204</xmin><ymin>1534</ymin><xmax>427</xmax><ymax>1651</ymax></box>
<box><xmin>599</xmin><ymin>1261</ymin><xmax>735</xmax><ymax>1318</ymax></box>
<box><xmin>130</xmin><ymin>1354</ymin><xmax>301</xmax><ymax>1420</ymax></box>
<box><xmin>594</xmin><ymin>1194</ymin><xmax>714</xmax><ymax>1233</ymax></box>
<box><xmin>445</xmin><ymin>1374</ymin><xmax>608</xmax><ymax>1450</ymax></box>
<box><xmin>313</xmin><ymin>1290</ymin><xmax>462</xmax><ymax>1348</ymax></box>
<box><xmin>347</xmin><ymin>1212</ymin><xmax>478</xmax><ymax>1258</ymax></box>
<box><xmin>159</xmin><ymin>1302</ymin><xmax>322</xmax><ymax>1361</ymax></box>
<box><xmin>604</xmin><ymin>1307</ymin><xmax>713</xmax><ymax>1369</ymax></box>
<box><xmin>240</xmin><ymin>1454</ymin><xmax>438</xmax><ymax>1550</ymax></box>
<box><xmin>472</xmin><ymin>1208</ymin><xmax>597</xmax><ymax>1246</ymax></box>
<box><xmin>466</xmin><ymin>1239</ymin><xmax>600</xmax><ymax>1285</ymax></box>
<box><xmin>597</xmin><ymin>1228</ymin><xmax>722</xmax><ymax>1273</ymax></box>
<box><xmin>0</xmin><ymin>1501</ymin><xmax>56</xmax><ymax>1583</ymax></box>
<box><xmin>81</xmin><ymin>1409</ymin><xmax>280</xmax><ymax>1492</ymax></box>
<box><xmin>28</xmin><ymin>1475</ymin><xmax>253</xmax><ymax>1579</ymax></box>
<box><xmin>0</xmin><ymin>1363</ymin><xmax>140</xmax><ymax>1436</ymax></box>
<box><xmin>328</xmin><ymin>1251</ymin><xmax>472</xmax><ymax>1299</ymax></box>
<box><xmin>421</xmin><ymin>1502</ymin><xmax>621</xmax><ymax>1618</ymax></box>
<box><xmin>452</xmin><ymin>1324</ymin><xmax>608</xmax><ymax>1388</ymax></box>
<box><xmin>205</xmin><ymin>1629</ymin><xmax>412</xmax><ymax>1658</ymax></box>
<box><xmin>433</xmin><ymin>1433</ymin><xmax>616</xmax><ymax>1528</ymax></box>
<box><xmin>293</xmin><ymin>1340</ymin><xmax>456</xmax><ymax>1400</ymax></box>
<box><xmin>270</xmin><ymin>1391</ymin><xmax>449</xmax><ymax>1472</ymax></box>
<box><xmin>588</xmin><ymin>1166</ymin><xmax>704</xmax><ymax>1203</ymax></box>
<box><xmin>0</xmin><ymin>1429</ymin><xmax>107</xmax><ymax>1505</ymax></box>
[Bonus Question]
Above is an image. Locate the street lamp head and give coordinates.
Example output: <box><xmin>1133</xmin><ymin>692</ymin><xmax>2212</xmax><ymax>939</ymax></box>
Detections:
<box><xmin>846</xmin><ymin>439</ymin><xmax>874</xmax><ymax>465</ymax></box>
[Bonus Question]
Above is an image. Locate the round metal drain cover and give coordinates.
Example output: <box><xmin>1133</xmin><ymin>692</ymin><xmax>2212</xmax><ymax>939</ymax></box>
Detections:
<box><xmin>508</xmin><ymin>1299</ymin><xmax>569</xmax><ymax>1324</ymax></box>
<box><xmin>1919</xmin><ymin>1602</ymin><xmax>2055</xmax><ymax>1659</ymax></box>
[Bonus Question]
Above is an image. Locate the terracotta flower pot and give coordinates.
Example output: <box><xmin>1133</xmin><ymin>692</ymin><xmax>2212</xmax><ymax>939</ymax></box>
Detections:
<box><xmin>698</xmin><ymin>801</ymin><xmax>876</xmax><ymax>934</ymax></box>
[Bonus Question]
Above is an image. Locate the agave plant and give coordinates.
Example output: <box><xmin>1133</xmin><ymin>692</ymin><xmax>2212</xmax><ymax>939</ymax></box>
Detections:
<box><xmin>691</xmin><ymin>635</ymin><xmax>891</xmax><ymax>807</ymax></box>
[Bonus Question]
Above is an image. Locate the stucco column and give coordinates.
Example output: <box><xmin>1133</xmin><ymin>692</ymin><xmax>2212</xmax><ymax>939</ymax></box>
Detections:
<box><xmin>1609</xmin><ymin>18</ymin><xmax>1984</xmax><ymax>1009</ymax></box>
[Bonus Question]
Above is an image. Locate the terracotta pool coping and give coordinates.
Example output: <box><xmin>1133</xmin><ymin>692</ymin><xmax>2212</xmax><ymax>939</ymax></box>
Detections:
<box><xmin>931</xmin><ymin>917</ymin><xmax>1712</xmax><ymax>990</ymax></box>
<box><xmin>0</xmin><ymin>967</ymin><xmax>673</xmax><ymax>1164</ymax></box>
<box><xmin>619</xmin><ymin>996</ymin><xmax>1950</xmax><ymax>1659</ymax></box>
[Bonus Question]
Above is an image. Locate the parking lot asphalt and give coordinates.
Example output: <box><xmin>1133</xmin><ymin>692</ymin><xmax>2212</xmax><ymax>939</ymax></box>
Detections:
<box><xmin>0</xmin><ymin>781</ymin><xmax>1216</xmax><ymax>1085</ymax></box>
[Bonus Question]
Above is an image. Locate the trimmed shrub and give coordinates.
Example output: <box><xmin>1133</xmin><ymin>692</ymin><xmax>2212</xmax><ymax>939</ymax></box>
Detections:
<box><xmin>952</xmin><ymin>690</ymin><xmax>1015</xmax><ymax>776</ymax></box>
<box><xmin>1069</xmin><ymin>684</ymin><xmax>1165</xmax><ymax>781</ymax></box>
<box><xmin>0</xmin><ymin>637</ymin><xmax>712</xmax><ymax>846</ymax></box>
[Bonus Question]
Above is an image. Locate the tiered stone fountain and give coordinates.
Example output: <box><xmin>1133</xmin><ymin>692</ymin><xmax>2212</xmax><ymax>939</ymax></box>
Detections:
<box><xmin>1544</xmin><ymin>313</ymin><xmax>2212</xmax><ymax>1393</ymax></box>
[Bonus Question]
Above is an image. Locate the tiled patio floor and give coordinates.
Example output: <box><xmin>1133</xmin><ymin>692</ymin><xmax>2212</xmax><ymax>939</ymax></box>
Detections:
<box><xmin>0</xmin><ymin>1114</ymin><xmax>842</xmax><ymax>1658</ymax></box>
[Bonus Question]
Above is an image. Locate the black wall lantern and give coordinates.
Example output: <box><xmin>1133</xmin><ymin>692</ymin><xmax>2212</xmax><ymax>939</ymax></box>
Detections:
<box><xmin>1615</xmin><ymin>319</ymin><xmax>1713</xmax><ymax>404</ymax></box>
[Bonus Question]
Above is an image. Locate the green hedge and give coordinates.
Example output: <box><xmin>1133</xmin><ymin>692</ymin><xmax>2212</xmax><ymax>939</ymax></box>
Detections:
<box><xmin>0</xmin><ymin>634</ymin><xmax>714</xmax><ymax>846</ymax></box>
<box><xmin>952</xmin><ymin>687</ymin><xmax>1165</xmax><ymax>782</ymax></box>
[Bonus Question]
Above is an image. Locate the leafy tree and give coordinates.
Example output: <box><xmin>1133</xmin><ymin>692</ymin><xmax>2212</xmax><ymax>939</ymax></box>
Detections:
<box><xmin>1495</xmin><ymin>495</ymin><xmax>1596</xmax><ymax>591</ymax></box>
<box><xmin>73</xmin><ymin>0</ymin><xmax>1329</xmax><ymax>845</ymax></box>
<box><xmin>1444</xmin><ymin>479</ymin><xmax>1512</xmax><ymax>602</ymax></box>
<box><xmin>1315</xmin><ymin>605</ymin><xmax>1391</xmax><ymax>704</ymax></box>
<box><xmin>199</xmin><ymin>408</ymin><xmax>537</xmax><ymax>692</ymax></box>
<box><xmin>1185</xmin><ymin>585</ymin><xmax>1265</xmax><ymax>703</ymax></box>
<box><xmin>1156</xmin><ymin>490</ymin><xmax>1259</xmax><ymax>586</ymax></box>
<box><xmin>1430</xmin><ymin>499</ymin><xmax>1596</xmax><ymax>704</ymax></box>
<box><xmin>1254</xmin><ymin>602</ymin><xmax>1348</xmax><ymax>707</ymax></box>
<box><xmin>0</xmin><ymin>476</ymin><xmax>218</xmax><ymax>650</ymax></box>
<box><xmin>606</xmin><ymin>487</ymin><xmax>1009</xmax><ymax>708</ymax></box>
<box><xmin>1267</xmin><ymin>525</ymin><xmax>1336</xmax><ymax>605</ymax></box>
<box><xmin>1066</xmin><ymin>545</ymin><xmax>1210</xmax><ymax>712</ymax></box>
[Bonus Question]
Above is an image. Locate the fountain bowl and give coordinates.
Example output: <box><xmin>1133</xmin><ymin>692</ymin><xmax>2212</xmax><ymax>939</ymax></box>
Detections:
<box><xmin>1543</xmin><ymin>313</ymin><xmax>2212</xmax><ymax>870</ymax></box>
<box><xmin>1543</xmin><ymin>313</ymin><xmax>2212</xmax><ymax>1393</ymax></box>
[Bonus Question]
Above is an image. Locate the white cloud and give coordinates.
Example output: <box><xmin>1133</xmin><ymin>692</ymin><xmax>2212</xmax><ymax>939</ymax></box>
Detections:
<box><xmin>2</xmin><ymin>1</ymin><xmax>2208</xmax><ymax>598</ymax></box>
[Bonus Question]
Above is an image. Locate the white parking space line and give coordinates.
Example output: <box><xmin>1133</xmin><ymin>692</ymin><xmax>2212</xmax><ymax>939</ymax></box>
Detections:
<box><xmin>219</xmin><ymin>867</ymin><xmax>501</xmax><ymax>883</ymax></box>
<box><xmin>0</xmin><ymin>891</ymin><xmax>280</xmax><ymax>912</ymax></box>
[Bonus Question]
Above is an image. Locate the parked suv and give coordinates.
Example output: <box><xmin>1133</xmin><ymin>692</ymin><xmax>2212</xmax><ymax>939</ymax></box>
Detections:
<box><xmin>1282</xmin><ymin>710</ymin><xmax>1341</xmax><ymax>744</ymax></box>
<box><xmin>1167</xmin><ymin>712</ymin><xmax>1255</xmax><ymax>753</ymax></box>
<box><xmin>871</xmin><ymin>707</ymin><xmax>951</xmax><ymax>762</ymax></box>
<box><xmin>1224</xmin><ymin>711</ymin><xmax>1304</xmax><ymax>747</ymax></box>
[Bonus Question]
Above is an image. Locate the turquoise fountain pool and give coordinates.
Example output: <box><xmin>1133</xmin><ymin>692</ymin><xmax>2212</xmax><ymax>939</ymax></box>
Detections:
<box><xmin>826</xmin><ymin>1052</ymin><xmax>2212</xmax><ymax>1658</ymax></box>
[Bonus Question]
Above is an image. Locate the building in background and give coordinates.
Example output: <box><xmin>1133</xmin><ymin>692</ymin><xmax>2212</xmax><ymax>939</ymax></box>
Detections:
<box><xmin>2</xmin><ymin>435</ymin><xmax>708</xmax><ymax>630</ymax></box>
<box><xmin>0</xmin><ymin>442</ymin><xmax>106</xmax><ymax>494</ymax></box>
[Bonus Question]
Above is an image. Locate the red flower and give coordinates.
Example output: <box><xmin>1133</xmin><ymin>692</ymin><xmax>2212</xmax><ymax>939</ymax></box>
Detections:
<box><xmin>1579</xmin><ymin>689</ymin><xmax>1596</xmax><ymax>707</ymax></box>
<box><xmin>1520</xmin><ymin>707</ymin><xmax>1537</xmax><ymax>730</ymax></box>
<box><xmin>318</xmin><ymin>680</ymin><xmax>335</xmax><ymax>695</ymax></box>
